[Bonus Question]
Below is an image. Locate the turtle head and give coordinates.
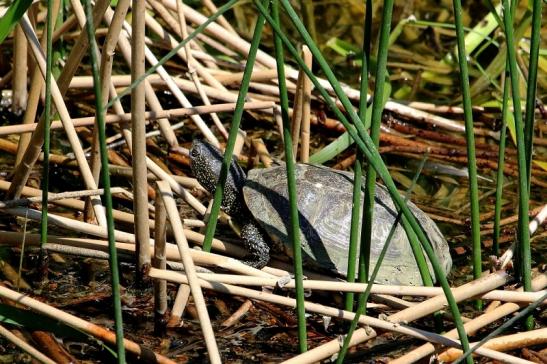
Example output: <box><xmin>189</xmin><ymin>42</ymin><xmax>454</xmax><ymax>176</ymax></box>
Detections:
<box><xmin>190</xmin><ymin>140</ymin><xmax>246</xmax><ymax>215</ymax></box>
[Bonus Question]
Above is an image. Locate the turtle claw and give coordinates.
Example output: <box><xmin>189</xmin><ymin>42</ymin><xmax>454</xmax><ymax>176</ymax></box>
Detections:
<box><xmin>240</xmin><ymin>222</ymin><xmax>270</xmax><ymax>269</ymax></box>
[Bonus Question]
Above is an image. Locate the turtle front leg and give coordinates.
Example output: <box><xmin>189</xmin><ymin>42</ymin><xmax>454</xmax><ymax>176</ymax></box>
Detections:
<box><xmin>240</xmin><ymin>221</ymin><xmax>270</xmax><ymax>269</ymax></box>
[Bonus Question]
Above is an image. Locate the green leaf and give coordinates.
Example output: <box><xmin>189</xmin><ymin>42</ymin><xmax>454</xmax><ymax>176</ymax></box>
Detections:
<box><xmin>0</xmin><ymin>0</ymin><xmax>34</xmax><ymax>44</ymax></box>
<box><xmin>309</xmin><ymin>80</ymin><xmax>391</xmax><ymax>164</ymax></box>
<box><xmin>0</xmin><ymin>304</ymin><xmax>87</xmax><ymax>340</ymax></box>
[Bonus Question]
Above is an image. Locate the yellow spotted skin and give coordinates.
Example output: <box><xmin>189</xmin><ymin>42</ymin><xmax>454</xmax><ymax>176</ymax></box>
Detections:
<box><xmin>190</xmin><ymin>140</ymin><xmax>270</xmax><ymax>268</ymax></box>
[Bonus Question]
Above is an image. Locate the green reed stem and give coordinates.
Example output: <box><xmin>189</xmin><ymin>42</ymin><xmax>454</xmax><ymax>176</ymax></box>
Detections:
<box><xmin>338</xmin><ymin>155</ymin><xmax>429</xmax><ymax>363</ymax></box>
<box><xmin>271</xmin><ymin>0</ymin><xmax>307</xmax><ymax>351</ymax></box>
<box><xmin>344</xmin><ymin>0</ymin><xmax>372</xmax><ymax>311</ymax></box>
<box><xmin>83</xmin><ymin>1</ymin><xmax>125</xmax><ymax>361</ymax></box>
<box><xmin>523</xmin><ymin>0</ymin><xmax>541</xmax><ymax>187</ymax></box>
<box><xmin>345</xmin><ymin>153</ymin><xmax>363</xmax><ymax>311</ymax></box>
<box><xmin>493</xmin><ymin>65</ymin><xmax>510</xmax><ymax>255</ymax></box>
<box><xmin>202</xmin><ymin>1</ymin><xmax>267</xmax><ymax>253</ymax></box>
<box><xmin>360</xmin><ymin>0</ymin><xmax>394</xmax><ymax>309</ymax></box>
<box><xmin>40</xmin><ymin>0</ymin><xmax>55</xmax><ymax>254</ymax></box>
<box><xmin>255</xmin><ymin>0</ymin><xmax>470</xmax><ymax>355</ymax></box>
<box><xmin>452</xmin><ymin>0</ymin><xmax>482</xmax><ymax>312</ymax></box>
<box><xmin>500</xmin><ymin>0</ymin><xmax>532</xmax><ymax>329</ymax></box>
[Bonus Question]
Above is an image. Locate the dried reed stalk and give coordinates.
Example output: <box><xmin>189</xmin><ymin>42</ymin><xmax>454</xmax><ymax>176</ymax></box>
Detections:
<box><xmin>0</xmin><ymin>286</ymin><xmax>176</xmax><ymax>364</ymax></box>
<box><xmin>17</xmin><ymin>13</ymin><xmax>108</xmax><ymax>226</ymax></box>
<box><xmin>188</xmin><ymin>273</ymin><xmax>547</xmax><ymax>304</ymax></box>
<box><xmin>129</xmin><ymin>0</ymin><xmax>153</xmax><ymax>278</ymax></box>
<box><xmin>0</xmin><ymin>101</ymin><xmax>273</xmax><ymax>136</ymax></box>
<box><xmin>438</xmin><ymin>328</ymin><xmax>547</xmax><ymax>362</ymax></box>
<box><xmin>7</xmin><ymin>0</ymin><xmax>110</xmax><ymax>216</ymax></box>
<box><xmin>168</xmin><ymin>283</ymin><xmax>191</xmax><ymax>327</ymax></box>
<box><xmin>153</xmin><ymin>185</ymin><xmax>168</xmax><ymax>332</ymax></box>
<box><xmin>156</xmin><ymin>181</ymin><xmax>221</xmax><ymax>363</ymax></box>
<box><xmin>392</xmin><ymin>272</ymin><xmax>547</xmax><ymax>363</ymax></box>
<box><xmin>164</xmin><ymin>0</ymin><xmax>498</xmax><ymax>137</ymax></box>
<box><xmin>300</xmin><ymin>45</ymin><xmax>312</xmax><ymax>163</ymax></box>
<box><xmin>146</xmin><ymin>1</ymin><xmax>228</xmax><ymax>92</ymax></box>
<box><xmin>149</xmin><ymin>269</ymin><xmax>528</xmax><ymax>363</ymax></box>
<box><xmin>12</xmin><ymin>24</ymin><xmax>28</xmax><ymax>165</ymax></box>
<box><xmin>280</xmin><ymin>271</ymin><xmax>512</xmax><ymax>363</ymax></box>
<box><xmin>0</xmin><ymin>324</ymin><xmax>56</xmax><ymax>364</ymax></box>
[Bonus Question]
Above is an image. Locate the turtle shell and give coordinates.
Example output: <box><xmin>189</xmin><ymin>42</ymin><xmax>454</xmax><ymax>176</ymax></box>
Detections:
<box><xmin>243</xmin><ymin>164</ymin><xmax>452</xmax><ymax>286</ymax></box>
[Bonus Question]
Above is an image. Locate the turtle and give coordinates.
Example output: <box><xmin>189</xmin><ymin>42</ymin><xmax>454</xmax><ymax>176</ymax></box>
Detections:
<box><xmin>190</xmin><ymin>140</ymin><xmax>452</xmax><ymax>285</ymax></box>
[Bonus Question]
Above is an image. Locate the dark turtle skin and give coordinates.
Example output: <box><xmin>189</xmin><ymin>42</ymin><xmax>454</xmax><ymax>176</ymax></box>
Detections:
<box><xmin>190</xmin><ymin>140</ymin><xmax>270</xmax><ymax>268</ymax></box>
<box><xmin>190</xmin><ymin>140</ymin><xmax>452</xmax><ymax>285</ymax></box>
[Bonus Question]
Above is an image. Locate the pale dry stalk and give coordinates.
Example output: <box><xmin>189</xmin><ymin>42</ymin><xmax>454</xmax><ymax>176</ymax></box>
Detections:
<box><xmin>117</xmin><ymin>3</ymin><xmax>219</xmax><ymax>147</ymax></box>
<box><xmin>155</xmin><ymin>181</ymin><xmax>221</xmax><ymax>363</ymax></box>
<box><xmin>131</xmin><ymin>0</ymin><xmax>152</xmax><ymax>277</ymax></box>
<box><xmin>300</xmin><ymin>46</ymin><xmax>312</xmax><ymax>162</ymax></box>
<box><xmin>14</xmin><ymin>1</ymin><xmax>57</xmax><ymax>165</ymax></box>
<box><xmin>212</xmin><ymin>69</ymin><xmax>278</xmax><ymax>84</ymax></box>
<box><xmin>392</xmin><ymin>273</ymin><xmax>547</xmax><ymax>363</ymax></box>
<box><xmin>80</xmin><ymin>0</ymin><xmax>131</xmax><ymax>221</ymax></box>
<box><xmin>187</xmin><ymin>273</ymin><xmax>546</xmax><ymax>304</ymax></box>
<box><xmin>499</xmin><ymin>203</ymin><xmax>547</xmax><ymax>269</ymax></box>
<box><xmin>168</xmin><ymin>283</ymin><xmax>191</xmax><ymax>327</ymax></box>
<box><xmin>102</xmin><ymin>4</ymin><xmax>180</xmax><ymax>149</ymax></box>
<box><xmin>201</xmin><ymin>0</ymin><xmax>237</xmax><ymax>34</ymax></box>
<box><xmin>164</xmin><ymin>0</ymin><xmax>498</xmax><ymax>137</ymax></box>
<box><xmin>0</xmin><ymin>101</ymin><xmax>273</xmax><ymax>136</ymax></box>
<box><xmin>173</xmin><ymin>0</ymin><xmax>229</xmax><ymax>139</ymax></box>
<box><xmin>0</xmin><ymin>230</ymin><xmax>253</xmax><ymax>273</ymax></box>
<box><xmin>438</xmin><ymin>328</ymin><xmax>547</xmax><ymax>362</ymax></box>
<box><xmin>98</xmin><ymin>9</ymin><xmax>211</xmax><ymax>215</ymax></box>
<box><xmin>51</xmin><ymin>14</ymin><xmax>78</xmax><ymax>41</ymax></box>
<box><xmin>149</xmin><ymin>269</ymin><xmax>529</xmax><ymax>364</ymax></box>
<box><xmin>290</xmin><ymin>53</ymin><xmax>305</xmax><ymax>159</ymax></box>
<box><xmin>19</xmin><ymin>14</ymin><xmax>109</xmax><ymax>226</ymax></box>
<box><xmin>12</xmin><ymin>24</ymin><xmax>29</xmax><ymax>165</ymax></box>
<box><xmin>280</xmin><ymin>271</ymin><xmax>511</xmax><ymax>363</ymax></box>
<box><xmin>7</xmin><ymin>0</ymin><xmax>110</xmax><ymax>218</ymax></box>
<box><xmin>0</xmin><ymin>187</ymin><xmax>127</xmax><ymax>208</ymax></box>
<box><xmin>147</xmin><ymin>0</ymin><xmax>227</xmax><ymax>91</ymax></box>
<box><xmin>14</xmin><ymin>66</ymin><xmax>42</xmax><ymax>165</ymax></box>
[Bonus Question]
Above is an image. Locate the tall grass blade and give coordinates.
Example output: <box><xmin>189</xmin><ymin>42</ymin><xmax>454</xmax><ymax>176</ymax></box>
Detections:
<box><xmin>255</xmin><ymin>0</ymin><xmax>470</xmax><ymax>354</ymax></box>
<box><xmin>451</xmin><ymin>0</ymin><xmax>482</xmax><ymax>315</ymax></box>
<box><xmin>39</xmin><ymin>0</ymin><xmax>56</xmax><ymax>271</ymax></box>
<box><xmin>359</xmin><ymin>0</ymin><xmax>394</xmax><ymax>313</ymax></box>
<box><xmin>338</xmin><ymin>155</ymin><xmax>430</xmax><ymax>363</ymax></box>
<box><xmin>83</xmin><ymin>0</ymin><xmax>125</xmax><ymax>361</ymax></box>
<box><xmin>202</xmin><ymin>1</ymin><xmax>268</xmax><ymax>253</ymax></box>
<box><xmin>345</xmin><ymin>0</ymin><xmax>373</xmax><ymax>309</ymax></box>
<box><xmin>0</xmin><ymin>0</ymin><xmax>33</xmax><ymax>44</ymax></box>
<box><xmin>523</xmin><ymin>0</ymin><xmax>541</xmax><ymax>189</ymax></box>
<box><xmin>271</xmin><ymin>1</ymin><xmax>307</xmax><ymax>351</ymax></box>
<box><xmin>493</xmin><ymin>66</ymin><xmax>510</xmax><ymax>255</ymax></box>
<box><xmin>500</xmin><ymin>0</ymin><xmax>532</xmax><ymax>329</ymax></box>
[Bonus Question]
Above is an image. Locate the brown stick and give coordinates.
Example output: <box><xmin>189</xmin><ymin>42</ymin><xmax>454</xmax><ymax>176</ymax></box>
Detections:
<box><xmin>0</xmin><ymin>285</ymin><xmax>176</xmax><ymax>364</ymax></box>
